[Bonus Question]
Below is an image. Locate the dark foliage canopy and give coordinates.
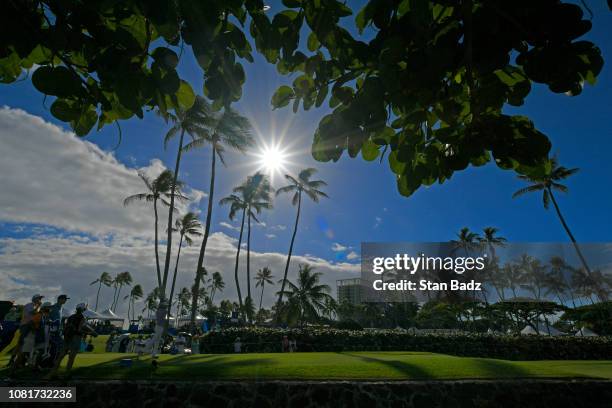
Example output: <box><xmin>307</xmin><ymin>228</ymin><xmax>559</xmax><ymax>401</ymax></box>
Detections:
<box><xmin>1</xmin><ymin>0</ymin><xmax>605</xmax><ymax>195</ymax></box>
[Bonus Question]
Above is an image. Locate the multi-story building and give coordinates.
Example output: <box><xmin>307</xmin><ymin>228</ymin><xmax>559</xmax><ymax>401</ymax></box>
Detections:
<box><xmin>336</xmin><ymin>278</ymin><xmax>364</xmax><ymax>305</ymax></box>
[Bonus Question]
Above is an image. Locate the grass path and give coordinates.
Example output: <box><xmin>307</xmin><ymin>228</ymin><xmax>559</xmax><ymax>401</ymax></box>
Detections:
<box><xmin>2</xmin><ymin>352</ymin><xmax>611</xmax><ymax>381</ymax></box>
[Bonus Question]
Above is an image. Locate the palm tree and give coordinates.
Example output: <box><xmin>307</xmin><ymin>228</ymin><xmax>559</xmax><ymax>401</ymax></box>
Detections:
<box><xmin>111</xmin><ymin>271</ymin><xmax>133</xmax><ymax>311</ymax></box>
<box><xmin>518</xmin><ymin>255</ymin><xmax>549</xmax><ymax>300</ymax></box>
<box><xmin>124</xmin><ymin>284</ymin><xmax>144</xmax><ymax>322</ymax></box>
<box><xmin>219</xmin><ymin>191</ymin><xmax>247</xmax><ymax>311</ymax></box>
<box><xmin>276</xmin><ymin>264</ymin><xmax>333</xmax><ymax>326</ymax></box>
<box><xmin>174</xmin><ymin>287</ymin><xmax>192</xmax><ymax>327</ymax></box>
<box><xmin>183</xmin><ymin>101</ymin><xmax>254</xmax><ymax>330</ymax></box>
<box><xmin>451</xmin><ymin>227</ymin><xmax>481</xmax><ymax>302</ymax></box>
<box><xmin>219</xmin><ymin>299</ymin><xmax>233</xmax><ymax>318</ymax></box>
<box><xmin>167</xmin><ymin>212</ymin><xmax>202</xmax><ymax>325</ymax></box>
<box><xmin>89</xmin><ymin>271</ymin><xmax>112</xmax><ymax>312</ymax></box>
<box><xmin>142</xmin><ymin>288</ymin><xmax>161</xmax><ymax>318</ymax></box>
<box><xmin>503</xmin><ymin>262</ymin><xmax>525</xmax><ymax>299</ymax></box>
<box><xmin>124</xmin><ymin>170</ymin><xmax>186</xmax><ymax>288</ymax></box>
<box><xmin>234</xmin><ymin>172</ymin><xmax>273</xmax><ymax>306</ymax></box>
<box><xmin>161</xmin><ymin>96</ymin><xmax>215</xmax><ymax>299</ymax></box>
<box><xmin>451</xmin><ymin>227</ymin><xmax>481</xmax><ymax>256</ymax></box>
<box><xmin>512</xmin><ymin>158</ymin><xmax>605</xmax><ymax>301</ymax></box>
<box><xmin>549</xmin><ymin>256</ymin><xmax>577</xmax><ymax>307</ymax></box>
<box><xmin>321</xmin><ymin>297</ymin><xmax>338</xmax><ymax>320</ymax></box>
<box><xmin>545</xmin><ymin>263</ymin><xmax>569</xmax><ymax>306</ymax></box>
<box><xmin>478</xmin><ymin>227</ymin><xmax>507</xmax><ymax>258</ymax></box>
<box><xmin>274</xmin><ymin>168</ymin><xmax>328</xmax><ymax>316</ymax></box>
<box><xmin>255</xmin><ymin>267</ymin><xmax>275</xmax><ymax>310</ymax></box>
<box><xmin>209</xmin><ymin>272</ymin><xmax>225</xmax><ymax>303</ymax></box>
<box><xmin>242</xmin><ymin>296</ymin><xmax>256</xmax><ymax>323</ymax></box>
<box><xmin>219</xmin><ymin>172</ymin><xmax>273</xmax><ymax>317</ymax></box>
<box><xmin>476</xmin><ymin>227</ymin><xmax>507</xmax><ymax>304</ymax></box>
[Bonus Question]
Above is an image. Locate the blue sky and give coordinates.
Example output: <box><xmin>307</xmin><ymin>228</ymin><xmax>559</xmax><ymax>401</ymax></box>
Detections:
<box><xmin>0</xmin><ymin>1</ymin><xmax>611</xmax><ymax>307</ymax></box>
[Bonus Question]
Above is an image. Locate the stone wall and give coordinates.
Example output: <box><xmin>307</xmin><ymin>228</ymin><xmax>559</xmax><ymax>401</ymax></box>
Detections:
<box><xmin>1</xmin><ymin>379</ymin><xmax>611</xmax><ymax>407</ymax></box>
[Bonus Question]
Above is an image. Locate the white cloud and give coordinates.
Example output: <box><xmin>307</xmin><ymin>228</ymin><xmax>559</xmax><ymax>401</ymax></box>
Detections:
<box><xmin>0</xmin><ymin>107</ymin><xmax>205</xmax><ymax>238</ymax></box>
<box><xmin>0</xmin><ymin>232</ymin><xmax>359</xmax><ymax>313</ymax></box>
<box><xmin>0</xmin><ymin>108</ymin><xmax>359</xmax><ymax>314</ymax></box>
<box><xmin>270</xmin><ymin>224</ymin><xmax>287</xmax><ymax>231</ymax></box>
<box><xmin>331</xmin><ymin>242</ymin><xmax>348</xmax><ymax>252</ymax></box>
<box><xmin>219</xmin><ymin>221</ymin><xmax>240</xmax><ymax>231</ymax></box>
<box><xmin>374</xmin><ymin>216</ymin><xmax>382</xmax><ymax>228</ymax></box>
<box><xmin>265</xmin><ymin>233</ymin><xmax>276</xmax><ymax>239</ymax></box>
<box><xmin>346</xmin><ymin>251</ymin><xmax>359</xmax><ymax>261</ymax></box>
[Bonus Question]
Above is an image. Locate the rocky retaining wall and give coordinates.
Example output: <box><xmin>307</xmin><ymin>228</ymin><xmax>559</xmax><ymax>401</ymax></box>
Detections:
<box><xmin>1</xmin><ymin>379</ymin><xmax>611</xmax><ymax>407</ymax></box>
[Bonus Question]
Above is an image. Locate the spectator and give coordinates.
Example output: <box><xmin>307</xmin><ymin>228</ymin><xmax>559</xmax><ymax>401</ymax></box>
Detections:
<box><xmin>9</xmin><ymin>295</ymin><xmax>43</xmax><ymax>374</ymax></box>
<box><xmin>49</xmin><ymin>295</ymin><xmax>69</xmax><ymax>326</ymax></box>
<box><xmin>48</xmin><ymin>295</ymin><xmax>69</xmax><ymax>363</ymax></box>
<box><xmin>30</xmin><ymin>302</ymin><xmax>52</xmax><ymax>369</ymax></box>
<box><xmin>282</xmin><ymin>335</ymin><xmax>289</xmax><ymax>352</ymax></box>
<box><xmin>0</xmin><ymin>304</ymin><xmax>18</xmax><ymax>353</ymax></box>
<box><xmin>51</xmin><ymin>303</ymin><xmax>97</xmax><ymax>378</ymax></box>
<box><xmin>20</xmin><ymin>295</ymin><xmax>43</xmax><ymax>338</ymax></box>
<box><xmin>234</xmin><ymin>337</ymin><xmax>242</xmax><ymax>353</ymax></box>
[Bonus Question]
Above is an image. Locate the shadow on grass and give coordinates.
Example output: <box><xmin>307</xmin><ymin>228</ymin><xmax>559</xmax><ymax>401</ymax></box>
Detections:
<box><xmin>70</xmin><ymin>353</ymin><xmax>275</xmax><ymax>380</ymax></box>
<box><xmin>463</xmin><ymin>358</ymin><xmax>532</xmax><ymax>379</ymax></box>
<box><xmin>341</xmin><ymin>352</ymin><xmax>434</xmax><ymax>379</ymax></box>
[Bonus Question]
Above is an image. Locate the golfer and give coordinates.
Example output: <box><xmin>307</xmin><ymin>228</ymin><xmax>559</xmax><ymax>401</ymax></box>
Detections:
<box><xmin>51</xmin><ymin>303</ymin><xmax>97</xmax><ymax>377</ymax></box>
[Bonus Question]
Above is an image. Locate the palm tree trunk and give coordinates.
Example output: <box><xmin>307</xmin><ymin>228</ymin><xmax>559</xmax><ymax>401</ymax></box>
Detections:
<box><xmin>191</xmin><ymin>146</ymin><xmax>217</xmax><ymax>332</ymax></box>
<box><xmin>162</xmin><ymin>129</ymin><xmax>186</xmax><ymax>296</ymax></box>
<box><xmin>112</xmin><ymin>286</ymin><xmax>118</xmax><ymax>311</ymax></box>
<box><xmin>234</xmin><ymin>208</ymin><xmax>246</xmax><ymax>312</ymax></box>
<box><xmin>95</xmin><ymin>282</ymin><xmax>102</xmax><ymax>312</ymax></box>
<box><xmin>247</xmin><ymin>210</ymin><xmax>252</xmax><ymax>302</ymax></box>
<box><xmin>153</xmin><ymin>199</ymin><xmax>162</xmax><ymax>288</ymax></box>
<box><xmin>127</xmin><ymin>297</ymin><xmax>131</xmax><ymax>323</ymax></box>
<box><xmin>547</xmin><ymin>187</ymin><xmax>604</xmax><ymax>301</ymax></box>
<box><xmin>259</xmin><ymin>283</ymin><xmax>265</xmax><ymax>311</ymax></box>
<box><xmin>167</xmin><ymin>234</ymin><xmax>184</xmax><ymax>329</ymax></box>
<box><xmin>114</xmin><ymin>285</ymin><xmax>123</xmax><ymax>311</ymax></box>
<box><xmin>276</xmin><ymin>190</ymin><xmax>302</xmax><ymax>320</ymax></box>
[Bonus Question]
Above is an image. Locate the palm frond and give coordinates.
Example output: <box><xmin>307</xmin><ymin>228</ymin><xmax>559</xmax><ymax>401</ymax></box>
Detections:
<box><xmin>275</xmin><ymin>185</ymin><xmax>297</xmax><ymax>196</ymax></box>
<box><xmin>512</xmin><ymin>184</ymin><xmax>544</xmax><ymax>198</ymax></box>
<box><xmin>123</xmin><ymin>193</ymin><xmax>151</xmax><ymax>207</ymax></box>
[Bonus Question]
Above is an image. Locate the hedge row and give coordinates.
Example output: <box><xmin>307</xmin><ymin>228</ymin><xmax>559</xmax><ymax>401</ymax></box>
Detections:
<box><xmin>199</xmin><ymin>327</ymin><xmax>612</xmax><ymax>360</ymax></box>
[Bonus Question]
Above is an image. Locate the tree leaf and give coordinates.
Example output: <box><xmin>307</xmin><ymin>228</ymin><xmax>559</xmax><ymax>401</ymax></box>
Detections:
<box><xmin>271</xmin><ymin>85</ymin><xmax>294</xmax><ymax>108</ymax></box>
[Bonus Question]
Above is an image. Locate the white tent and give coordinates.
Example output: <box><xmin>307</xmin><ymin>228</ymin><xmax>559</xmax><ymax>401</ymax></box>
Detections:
<box><xmin>520</xmin><ymin>323</ymin><xmax>563</xmax><ymax>336</ymax></box>
<box><xmin>97</xmin><ymin>308</ymin><xmax>125</xmax><ymax>322</ymax></box>
<box><xmin>575</xmin><ymin>327</ymin><xmax>598</xmax><ymax>337</ymax></box>
<box><xmin>82</xmin><ymin>309</ymin><xmax>105</xmax><ymax>320</ymax></box>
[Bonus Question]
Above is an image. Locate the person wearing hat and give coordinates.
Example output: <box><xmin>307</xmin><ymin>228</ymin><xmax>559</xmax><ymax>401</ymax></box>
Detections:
<box><xmin>48</xmin><ymin>295</ymin><xmax>69</xmax><ymax>362</ymax></box>
<box><xmin>29</xmin><ymin>302</ymin><xmax>53</xmax><ymax>370</ymax></box>
<box><xmin>9</xmin><ymin>294</ymin><xmax>44</xmax><ymax>374</ymax></box>
<box><xmin>51</xmin><ymin>303</ymin><xmax>97</xmax><ymax>377</ymax></box>
<box><xmin>22</xmin><ymin>294</ymin><xmax>44</xmax><ymax>328</ymax></box>
<box><xmin>49</xmin><ymin>295</ymin><xmax>69</xmax><ymax>324</ymax></box>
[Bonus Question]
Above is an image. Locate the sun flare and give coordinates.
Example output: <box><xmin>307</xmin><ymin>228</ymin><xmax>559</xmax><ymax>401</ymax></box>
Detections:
<box><xmin>257</xmin><ymin>144</ymin><xmax>288</xmax><ymax>174</ymax></box>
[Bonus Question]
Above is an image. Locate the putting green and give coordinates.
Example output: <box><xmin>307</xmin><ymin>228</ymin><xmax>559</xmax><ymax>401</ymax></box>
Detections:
<box><xmin>2</xmin><ymin>352</ymin><xmax>611</xmax><ymax>380</ymax></box>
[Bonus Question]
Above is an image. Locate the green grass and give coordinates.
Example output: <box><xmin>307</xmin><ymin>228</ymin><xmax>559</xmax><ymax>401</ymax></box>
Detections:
<box><xmin>2</xmin><ymin>351</ymin><xmax>611</xmax><ymax>381</ymax></box>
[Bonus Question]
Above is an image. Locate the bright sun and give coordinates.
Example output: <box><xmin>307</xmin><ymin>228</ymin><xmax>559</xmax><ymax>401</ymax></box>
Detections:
<box><xmin>257</xmin><ymin>144</ymin><xmax>288</xmax><ymax>174</ymax></box>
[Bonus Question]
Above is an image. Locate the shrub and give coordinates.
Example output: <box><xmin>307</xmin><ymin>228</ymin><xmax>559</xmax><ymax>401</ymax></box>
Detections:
<box><xmin>199</xmin><ymin>327</ymin><xmax>612</xmax><ymax>360</ymax></box>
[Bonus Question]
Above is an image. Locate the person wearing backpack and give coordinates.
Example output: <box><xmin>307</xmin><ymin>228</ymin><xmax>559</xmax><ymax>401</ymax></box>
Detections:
<box><xmin>50</xmin><ymin>303</ymin><xmax>97</xmax><ymax>377</ymax></box>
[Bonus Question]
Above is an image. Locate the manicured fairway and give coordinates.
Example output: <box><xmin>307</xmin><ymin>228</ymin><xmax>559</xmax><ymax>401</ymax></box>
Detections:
<box><xmin>2</xmin><ymin>352</ymin><xmax>611</xmax><ymax>380</ymax></box>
